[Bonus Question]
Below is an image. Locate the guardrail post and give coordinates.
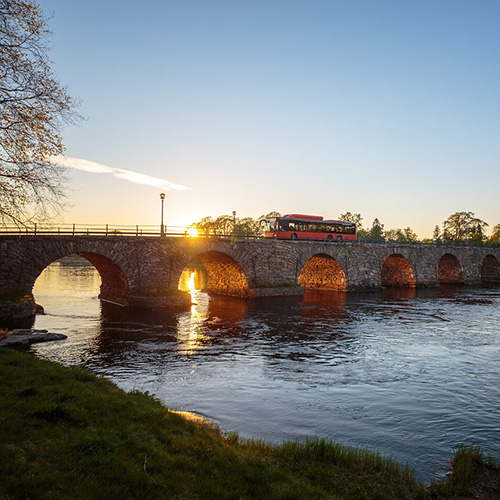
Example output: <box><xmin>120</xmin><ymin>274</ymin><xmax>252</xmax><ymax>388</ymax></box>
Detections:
<box><xmin>136</xmin><ymin>225</ymin><xmax>138</xmax><ymax>236</ymax></box>
<box><xmin>106</xmin><ymin>224</ymin><xmax>108</xmax><ymax>236</ymax></box>
<box><xmin>72</xmin><ymin>223</ymin><xmax>75</xmax><ymax>235</ymax></box>
<box><xmin>34</xmin><ymin>223</ymin><xmax>37</xmax><ymax>236</ymax></box>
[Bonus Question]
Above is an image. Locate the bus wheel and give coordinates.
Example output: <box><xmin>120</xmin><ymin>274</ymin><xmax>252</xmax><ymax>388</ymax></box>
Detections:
<box><xmin>291</xmin><ymin>233</ymin><xmax>298</xmax><ymax>240</ymax></box>
<box><xmin>337</xmin><ymin>235</ymin><xmax>343</xmax><ymax>241</ymax></box>
<box><xmin>327</xmin><ymin>235</ymin><xmax>333</xmax><ymax>242</ymax></box>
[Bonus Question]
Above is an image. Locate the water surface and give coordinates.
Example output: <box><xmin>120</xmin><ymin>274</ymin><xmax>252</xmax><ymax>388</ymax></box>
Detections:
<box><xmin>32</xmin><ymin>261</ymin><xmax>500</xmax><ymax>481</ymax></box>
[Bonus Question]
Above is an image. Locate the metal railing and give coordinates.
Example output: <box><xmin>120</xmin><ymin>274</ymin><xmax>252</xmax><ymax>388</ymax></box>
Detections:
<box><xmin>0</xmin><ymin>223</ymin><xmax>188</xmax><ymax>237</ymax></box>
<box><xmin>0</xmin><ymin>225</ymin><xmax>498</xmax><ymax>247</ymax></box>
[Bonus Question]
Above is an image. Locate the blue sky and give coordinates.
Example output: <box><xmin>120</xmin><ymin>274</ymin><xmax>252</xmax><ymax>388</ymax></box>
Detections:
<box><xmin>42</xmin><ymin>0</ymin><xmax>500</xmax><ymax>236</ymax></box>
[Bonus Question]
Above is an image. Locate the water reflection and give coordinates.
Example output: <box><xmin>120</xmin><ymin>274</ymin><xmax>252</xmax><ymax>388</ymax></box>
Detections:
<box><xmin>176</xmin><ymin>290</ymin><xmax>212</xmax><ymax>353</ymax></box>
<box><xmin>30</xmin><ymin>261</ymin><xmax>500</xmax><ymax>482</ymax></box>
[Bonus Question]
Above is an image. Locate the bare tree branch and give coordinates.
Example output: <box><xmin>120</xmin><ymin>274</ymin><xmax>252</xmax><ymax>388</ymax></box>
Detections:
<box><xmin>0</xmin><ymin>0</ymin><xmax>80</xmax><ymax>224</ymax></box>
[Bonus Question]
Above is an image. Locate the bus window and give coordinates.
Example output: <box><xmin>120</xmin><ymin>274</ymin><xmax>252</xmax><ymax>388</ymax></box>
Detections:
<box><xmin>279</xmin><ymin>220</ymin><xmax>289</xmax><ymax>231</ymax></box>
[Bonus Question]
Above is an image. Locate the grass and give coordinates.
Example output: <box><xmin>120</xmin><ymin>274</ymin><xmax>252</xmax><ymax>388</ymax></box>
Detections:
<box><xmin>0</xmin><ymin>348</ymin><xmax>498</xmax><ymax>499</ymax></box>
<box><xmin>428</xmin><ymin>446</ymin><xmax>500</xmax><ymax>499</ymax></box>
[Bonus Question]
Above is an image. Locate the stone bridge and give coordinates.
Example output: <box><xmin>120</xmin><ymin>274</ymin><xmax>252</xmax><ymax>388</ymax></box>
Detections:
<box><xmin>1</xmin><ymin>235</ymin><xmax>499</xmax><ymax>318</ymax></box>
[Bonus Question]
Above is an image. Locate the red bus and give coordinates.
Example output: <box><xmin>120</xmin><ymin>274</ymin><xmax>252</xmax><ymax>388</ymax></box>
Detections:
<box><xmin>264</xmin><ymin>214</ymin><xmax>357</xmax><ymax>241</ymax></box>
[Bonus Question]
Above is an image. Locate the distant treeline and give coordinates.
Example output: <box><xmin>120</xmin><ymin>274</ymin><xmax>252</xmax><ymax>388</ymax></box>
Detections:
<box><xmin>188</xmin><ymin>211</ymin><xmax>500</xmax><ymax>245</ymax></box>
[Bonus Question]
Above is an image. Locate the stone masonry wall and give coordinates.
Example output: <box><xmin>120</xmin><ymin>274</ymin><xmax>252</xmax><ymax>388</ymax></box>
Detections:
<box><xmin>1</xmin><ymin>236</ymin><xmax>500</xmax><ymax>312</ymax></box>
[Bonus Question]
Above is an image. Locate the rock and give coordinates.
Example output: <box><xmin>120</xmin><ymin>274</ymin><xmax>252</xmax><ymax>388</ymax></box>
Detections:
<box><xmin>0</xmin><ymin>329</ymin><xmax>67</xmax><ymax>347</ymax></box>
<box><xmin>0</xmin><ymin>300</ymin><xmax>37</xmax><ymax>320</ymax></box>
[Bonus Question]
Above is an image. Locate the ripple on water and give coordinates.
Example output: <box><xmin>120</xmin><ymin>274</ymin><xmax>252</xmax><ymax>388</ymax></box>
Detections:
<box><xmin>31</xmin><ymin>265</ymin><xmax>500</xmax><ymax>482</ymax></box>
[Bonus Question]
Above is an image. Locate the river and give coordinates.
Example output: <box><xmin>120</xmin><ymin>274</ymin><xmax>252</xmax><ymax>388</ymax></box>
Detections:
<box><xmin>30</xmin><ymin>259</ymin><xmax>500</xmax><ymax>482</ymax></box>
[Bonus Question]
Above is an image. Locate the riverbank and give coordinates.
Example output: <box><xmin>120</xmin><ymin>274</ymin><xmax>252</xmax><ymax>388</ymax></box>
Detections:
<box><xmin>0</xmin><ymin>348</ymin><xmax>498</xmax><ymax>499</ymax></box>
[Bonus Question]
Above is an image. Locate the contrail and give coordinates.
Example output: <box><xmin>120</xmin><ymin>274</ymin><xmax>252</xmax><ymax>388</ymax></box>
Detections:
<box><xmin>52</xmin><ymin>156</ymin><xmax>190</xmax><ymax>191</ymax></box>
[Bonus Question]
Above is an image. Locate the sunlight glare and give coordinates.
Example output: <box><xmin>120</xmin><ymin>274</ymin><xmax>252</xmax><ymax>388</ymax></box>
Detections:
<box><xmin>187</xmin><ymin>272</ymin><xmax>196</xmax><ymax>293</ymax></box>
<box><xmin>187</xmin><ymin>227</ymin><xmax>198</xmax><ymax>238</ymax></box>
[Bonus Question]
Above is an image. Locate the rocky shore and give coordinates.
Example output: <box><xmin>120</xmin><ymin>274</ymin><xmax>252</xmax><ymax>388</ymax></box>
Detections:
<box><xmin>0</xmin><ymin>328</ymin><xmax>67</xmax><ymax>347</ymax></box>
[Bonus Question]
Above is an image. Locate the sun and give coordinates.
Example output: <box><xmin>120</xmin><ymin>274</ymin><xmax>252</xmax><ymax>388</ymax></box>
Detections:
<box><xmin>187</xmin><ymin>227</ymin><xmax>198</xmax><ymax>238</ymax></box>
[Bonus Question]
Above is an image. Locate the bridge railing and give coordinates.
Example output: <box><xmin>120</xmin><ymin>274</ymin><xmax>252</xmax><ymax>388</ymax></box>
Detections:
<box><xmin>0</xmin><ymin>224</ymin><xmax>189</xmax><ymax>237</ymax></box>
<box><xmin>0</xmin><ymin>225</ymin><xmax>498</xmax><ymax>247</ymax></box>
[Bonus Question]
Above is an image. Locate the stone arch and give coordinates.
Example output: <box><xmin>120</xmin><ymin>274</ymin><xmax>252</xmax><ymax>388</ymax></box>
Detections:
<box><xmin>32</xmin><ymin>251</ymin><xmax>130</xmax><ymax>306</ymax></box>
<box><xmin>79</xmin><ymin>253</ymin><xmax>130</xmax><ymax>304</ymax></box>
<box><xmin>481</xmin><ymin>255</ymin><xmax>500</xmax><ymax>285</ymax></box>
<box><xmin>298</xmin><ymin>254</ymin><xmax>347</xmax><ymax>290</ymax></box>
<box><xmin>381</xmin><ymin>254</ymin><xmax>416</xmax><ymax>287</ymax></box>
<box><xmin>188</xmin><ymin>251</ymin><xmax>251</xmax><ymax>298</ymax></box>
<box><xmin>438</xmin><ymin>253</ymin><xmax>464</xmax><ymax>285</ymax></box>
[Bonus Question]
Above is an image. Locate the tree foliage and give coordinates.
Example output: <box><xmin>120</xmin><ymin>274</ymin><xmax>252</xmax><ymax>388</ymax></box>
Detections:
<box><xmin>368</xmin><ymin>218</ymin><xmax>385</xmax><ymax>241</ymax></box>
<box><xmin>0</xmin><ymin>0</ymin><xmax>79</xmax><ymax>224</ymax></box>
<box><xmin>188</xmin><ymin>212</ymin><xmax>280</xmax><ymax>237</ymax></box>
<box><xmin>385</xmin><ymin>227</ymin><xmax>418</xmax><ymax>243</ymax></box>
<box><xmin>339</xmin><ymin>212</ymin><xmax>363</xmax><ymax>229</ymax></box>
<box><xmin>490</xmin><ymin>224</ymin><xmax>500</xmax><ymax>244</ymax></box>
<box><xmin>442</xmin><ymin>212</ymin><xmax>488</xmax><ymax>242</ymax></box>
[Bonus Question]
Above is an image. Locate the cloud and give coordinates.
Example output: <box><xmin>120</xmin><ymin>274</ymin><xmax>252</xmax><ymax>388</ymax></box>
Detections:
<box><xmin>52</xmin><ymin>156</ymin><xmax>189</xmax><ymax>191</ymax></box>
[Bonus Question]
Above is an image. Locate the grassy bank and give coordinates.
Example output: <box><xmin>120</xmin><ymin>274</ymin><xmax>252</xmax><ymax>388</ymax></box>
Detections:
<box><xmin>0</xmin><ymin>348</ymin><xmax>498</xmax><ymax>499</ymax></box>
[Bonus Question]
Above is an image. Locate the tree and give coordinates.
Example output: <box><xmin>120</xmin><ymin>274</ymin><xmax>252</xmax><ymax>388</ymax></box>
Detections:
<box><xmin>369</xmin><ymin>218</ymin><xmax>385</xmax><ymax>242</ymax></box>
<box><xmin>403</xmin><ymin>227</ymin><xmax>418</xmax><ymax>243</ymax></box>
<box><xmin>188</xmin><ymin>215</ymin><xmax>233</xmax><ymax>236</ymax></box>
<box><xmin>384</xmin><ymin>227</ymin><xmax>418</xmax><ymax>243</ymax></box>
<box><xmin>339</xmin><ymin>212</ymin><xmax>363</xmax><ymax>229</ymax></box>
<box><xmin>442</xmin><ymin>212</ymin><xmax>488</xmax><ymax>242</ymax></box>
<box><xmin>188</xmin><ymin>212</ymin><xmax>281</xmax><ymax>238</ymax></box>
<box><xmin>432</xmin><ymin>225</ymin><xmax>441</xmax><ymax>242</ymax></box>
<box><xmin>490</xmin><ymin>224</ymin><xmax>500</xmax><ymax>244</ymax></box>
<box><xmin>0</xmin><ymin>0</ymin><xmax>79</xmax><ymax>224</ymax></box>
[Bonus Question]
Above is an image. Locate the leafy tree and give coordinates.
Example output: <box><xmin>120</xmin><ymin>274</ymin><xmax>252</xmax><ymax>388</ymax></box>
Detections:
<box><xmin>384</xmin><ymin>228</ymin><xmax>404</xmax><ymax>242</ymax></box>
<box><xmin>0</xmin><ymin>0</ymin><xmax>79</xmax><ymax>224</ymax></box>
<box><xmin>432</xmin><ymin>225</ymin><xmax>441</xmax><ymax>242</ymax></box>
<box><xmin>339</xmin><ymin>212</ymin><xmax>363</xmax><ymax>229</ymax></box>
<box><xmin>490</xmin><ymin>224</ymin><xmax>500</xmax><ymax>244</ymax></box>
<box><xmin>403</xmin><ymin>227</ymin><xmax>418</xmax><ymax>242</ymax></box>
<box><xmin>188</xmin><ymin>215</ymin><xmax>234</xmax><ymax>236</ymax></box>
<box><xmin>369</xmin><ymin>218</ymin><xmax>385</xmax><ymax>242</ymax></box>
<box><xmin>384</xmin><ymin>227</ymin><xmax>418</xmax><ymax>243</ymax></box>
<box><xmin>442</xmin><ymin>212</ymin><xmax>488</xmax><ymax>241</ymax></box>
<box><xmin>235</xmin><ymin>217</ymin><xmax>260</xmax><ymax>237</ymax></box>
<box><xmin>188</xmin><ymin>212</ymin><xmax>281</xmax><ymax>237</ymax></box>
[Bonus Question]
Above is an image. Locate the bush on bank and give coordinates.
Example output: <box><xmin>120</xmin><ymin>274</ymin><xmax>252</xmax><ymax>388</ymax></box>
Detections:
<box><xmin>0</xmin><ymin>348</ymin><xmax>498</xmax><ymax>499</ymax></box>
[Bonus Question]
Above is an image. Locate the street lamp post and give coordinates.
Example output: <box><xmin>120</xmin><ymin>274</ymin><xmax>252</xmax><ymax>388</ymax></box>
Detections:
<box><xmin>232</xmin><ymin>211</ymin><xmax>236</xmax><ymax>236</ymax></box>
<box><xmin>160</xmin><ymin>193</ymin><xmax>165</xmax><ymax>237</ymax></box>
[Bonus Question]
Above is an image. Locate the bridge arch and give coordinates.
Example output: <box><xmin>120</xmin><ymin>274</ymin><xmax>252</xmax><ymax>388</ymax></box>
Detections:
<box><xmin>381</xmin><ymin>254</ymin><xmax>416</xmax><ymax>287</ymax></box>
<box><xmin>32</xmin><ymin>252</ymin><xmax>130</xmax><ymax>306</ymax></box>
<box><xmin>179</xmin><ymin>250</ymin><xmax>251</xmax><ymax>298</ymax></box>
<box><xmin>438</xmin><ymin>253</ymin><xmax>464</xmax><ymax>285</ymax></box>
<box><xmin>298</xmin><ymin>254</ymin><xmax>347</xmax><ymax>290</ymax></box>
<box><xmin>481</xmin><ymin>255</ymin><xmax>500</xmax><ymax>285</ymax></box>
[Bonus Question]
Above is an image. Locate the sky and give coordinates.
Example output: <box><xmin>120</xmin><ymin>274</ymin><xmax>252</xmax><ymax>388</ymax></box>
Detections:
<box><xmin>40</xmin><ymin>0</ymin><xmax>500</xmax><ymax>237</ymax></box>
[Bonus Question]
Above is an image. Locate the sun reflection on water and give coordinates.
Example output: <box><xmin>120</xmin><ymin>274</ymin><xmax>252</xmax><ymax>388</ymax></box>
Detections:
<box><xmin>177</xmin><ymin>272</ymin><xmax>210</xmax><ymax>353</ymax></box>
